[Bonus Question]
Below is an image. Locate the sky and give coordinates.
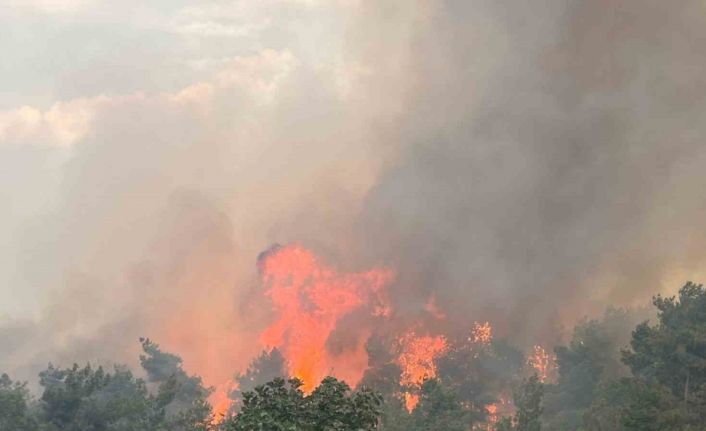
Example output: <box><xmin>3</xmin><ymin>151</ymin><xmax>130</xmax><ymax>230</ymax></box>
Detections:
<box><xmin>2</xmin><ymin>0</ymin><xmax>706</xmax><ymax>387</ymax></box>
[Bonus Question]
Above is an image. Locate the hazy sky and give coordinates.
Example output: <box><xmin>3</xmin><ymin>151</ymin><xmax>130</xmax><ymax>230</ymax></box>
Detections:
<box><xmin>3</xmin><ymin>0</ymin><xmax>706</xmax><ymax>386</ymax></box>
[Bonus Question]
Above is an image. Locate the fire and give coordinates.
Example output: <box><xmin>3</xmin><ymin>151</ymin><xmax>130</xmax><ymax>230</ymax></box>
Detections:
<box><xmin>485</xmin><ymin>396</ymin><xmax>511</xmax><ymax>431</ymax></box>
<box><xmin>404</xmin><ymin>393</ymin><xmax>421</xmax><ymax>413</ymax></box>
<box><xmin>396</xmin><ymin>330</ymin><xmax>448</xmax><ymax>412</ymax></box>
<box><xmin>210</xmin><ymin>380</ymin><xmax>237</xmax><ymax>423</ymax></box>
<box><xmin>258</xmin><ymin>244</ymin><xmax>394</xmax><ymax>392</ymax></box>
<box><xmin>470</xmin><ymin>321</ymin><xmax>493</xmax><ymax>344</ymax></box>
<box><xmin>528</xmin><ymin>345</ymin><xmax>555</xmax><ymax>383</ymax></box>
<box><xmin>486</xmin><ymin>403</ymin><xmax>498</xmax><ymax>429</ymax></box>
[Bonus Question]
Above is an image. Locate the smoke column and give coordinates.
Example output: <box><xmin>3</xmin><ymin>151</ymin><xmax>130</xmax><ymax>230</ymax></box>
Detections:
<box><xmin>1</xmin><ymin>0</ymin><xmax>706</xmax><ymax>389</ymax></box>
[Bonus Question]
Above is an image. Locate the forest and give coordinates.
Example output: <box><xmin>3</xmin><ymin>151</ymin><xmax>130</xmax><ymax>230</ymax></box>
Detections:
<box><xmin>2</xmin><ymin>281</ymin><xmax>706</xmax><ymax>431</ymax></box>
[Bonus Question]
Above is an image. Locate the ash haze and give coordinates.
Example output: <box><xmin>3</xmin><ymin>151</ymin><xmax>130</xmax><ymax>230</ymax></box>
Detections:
<box><xmin>1</xmin><ymin>0</ymin><xmax>706</xmax><ymax>391</ymax></box>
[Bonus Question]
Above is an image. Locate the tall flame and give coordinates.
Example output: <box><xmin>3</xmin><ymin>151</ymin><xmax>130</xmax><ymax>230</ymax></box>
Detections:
<box><xmin>210</xmin><ymin>379</ymin><xmax>237</xmax><ymax>423</ymax></box>
<box><xmin>396</xmin><ymin>330</ymin><xmax>448</xmax><ymax>412</ymax></box>
<box><xmin>258</xmin><ymin>244</ymin><xmax>394</xmax><ymax>392</ymax></box>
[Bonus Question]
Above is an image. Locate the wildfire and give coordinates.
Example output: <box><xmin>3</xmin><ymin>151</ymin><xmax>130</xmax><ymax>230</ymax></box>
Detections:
<box><xmin>210</xmin><ymin>380</ymin><xmax>237</xmax><ymax>423</ymax></box>
<box><xmin>258</xmin><ymin>244</ymin><xmax>394</xmax><ymax>392</ymax></box>
<box><xmin>528</xmin><ymin>345</ymin><xmax>555</xmax><ymax>383</ymax></box>
<box><xmin>485</xmin><ymin>396</ymin><xmax>511</xmax><ymax>431</ymax></box>
<box><xmin>470</xmin><ymin>321</ymin><xmax>493</xmax><ymax>344</ymax></box>
<box><xmin>486</xmin><ymin>403</ymin><xmax>498</xmax><ymax>429</ymax></box>
<box><xmin>396</xmin><ymin>330</ymin><xmax>449</xmax><ymax>412</ymax></box>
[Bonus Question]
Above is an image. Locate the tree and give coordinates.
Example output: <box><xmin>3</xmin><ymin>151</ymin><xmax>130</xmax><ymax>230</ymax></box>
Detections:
<box><xmin>139</xmin><ymin>337</ymin><xmax>214</xmax><ymax>430</ymax></box>
<box><xmin>0</xmin><ymin>373</ymin><xmax>37</xmax><ymax>431</ymax></box>
<box><xmin>515</xmin><ymin>375</ymin><xmax>543</xmax><ymax>431</ymax></box>
<box><xmin>225</xmin><ymin>377</ymin><xmax>306</xmax><ymax>431</ymax></box>
<box><xmin>436</xmin><ymin>337</ymin><xmax>524</xmax><ymax>428</ymax></box>
<box><xmin>409</xmin><ymin>378</ymin><xmax>475</xmax><ymax>431</ymax></box>
<box><xmin>496</xmin><ymin>375</ymin><xmax>544</xmax><ymax>431</ymax></box>
<box><xmin>32</xmin><ymin>338</ymin><xmax>214</xmax><ymax>431</ymax></box>
<box><xmin>37</xmin><ymin>363</ymin><xmax>161</xmax><ymax>430</ymax></box>
<box><xmin>581</xmin><ymin>282</ymin><xmax>706</xmax><ymax>430</ymax></box>
<box><xmin>307</xmin><ymin>377</ymin><xmax>382</xmax><ymax>430</ymax></box>
<box><xmin>229</xmin><ymin>348</ymin><xmax>286</xmax><ymax>412</ymax></box>
<box><xmin>621</xmin><ymin>282</ymin><xmax>706</xmax><ymax>426</ymax></box>
<box><xmin>584</xmin><ymin>377</ymin><xmax>691</xmax><ymax>431</ymax></box>
<box><xmin>543</xmin><ymin>308</ymin><xmax>639</xmax><ymax>430</ymax></box>
<box><xmin>361</xmin><ymin>331</ymin><xmax>525</xmax><ymax>431</ymax></box>
<box><xmin>222</xmin><ymin>376</ymin><xmax>382</xmax><ymax>431</ymax></box>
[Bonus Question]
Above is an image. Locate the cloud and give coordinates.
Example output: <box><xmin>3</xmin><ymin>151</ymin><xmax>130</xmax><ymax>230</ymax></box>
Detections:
<box><xmin>0</xmin><ymin>0</ymin><xmax>90</xmax><ymax>14</ymax></box>
<box><xmin>0</xmin><ymin>48</ymin><xmax>298</xmax><ymax>148</ymax></box>
<box><xmin>0</xmin><ymin>96</ymin><xmax>118</xmax><ymax>147</ymax></box>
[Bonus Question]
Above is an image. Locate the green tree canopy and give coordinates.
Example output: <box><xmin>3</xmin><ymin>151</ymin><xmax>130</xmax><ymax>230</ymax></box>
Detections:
<box><xmin>496</xmin><ymin>375</ymin><xmax>544</xmax><ymax>431</ymax></box>
<box><xmin>409</xmin><ymin>378</ymin><xmax>476</xmax><ymax>431</ymax></box>
<box><xmin>543</xmin><ymin>308</ymin><xmax>640</xmax><ymax>430</ymax></box>
<box><xmin>27</xmin><ymin>338</ymin><xmax>213</xmax><ymax>431</ymax></box>
<box><xmin>222</xmin><ymin>376</ymin><xmax>382</xmax><ymax>431</ymax></box>
<box><xmin>0</xmin><ymin>373</ymin><xmax>38</xmax><ymax>431</ymax></box>
<box><xmin>582</xmin><ymin>282</ymin><xmax>706</xmax><ymax>430</ymax></box>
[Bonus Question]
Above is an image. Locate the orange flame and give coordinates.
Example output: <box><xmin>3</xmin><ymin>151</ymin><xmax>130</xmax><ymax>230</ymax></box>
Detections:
<box><xmin>404</xmin><ymin>392</ymin><xmax>421</xmax><ymax>412</ymax></box>
<box><xmin>528</xmin><ymin>345</ymin><xmax>555</xmax><ymax>383</ymax></box>
<box><xmin>485</xmin><ymin>396</ymin><xmax>511</xmax><ymax>430</ymax></box>
<box><xmin>258</xmin><ymin>244</ymin><xmax>394</xmax><ymax>392</ymax></box>
<box><xmin>486</xmin><ymin>403</ymin><xmax>498</xmax><ymax>426</ymax></box>
<box><xmin>396</xmin><ymin>330</ymin><xmax>448</xmax><ymax>412</ymax></box>
<box><xmin>210</xmin><ymin>380</ymin><xmax>237</xmax><ymax>424</ymax></box>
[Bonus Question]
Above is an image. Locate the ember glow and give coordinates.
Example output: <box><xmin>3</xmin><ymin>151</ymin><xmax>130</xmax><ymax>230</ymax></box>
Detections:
<box><xmin>528</xmin><ymin>345</ymin><xmax>556</xmax><ymax>383</ymax></box>
<box><xmin>485</xmin><ymin>396</ymin><xmax>512</xmax><ymax>431</ymax></box>
<box><xmin>396</xmin><ymin>330</ymin><xmax>449</xmax><ymax>411</ymax></box>
<box><xmin>258</xmin><ymin>244</ymin><xmax>394</xmax><ymax>392</ymax></box>
<box><xmin>471</xmin><ymin>321</ymin><xmax>493</xmax><ymax>345</ymax></box>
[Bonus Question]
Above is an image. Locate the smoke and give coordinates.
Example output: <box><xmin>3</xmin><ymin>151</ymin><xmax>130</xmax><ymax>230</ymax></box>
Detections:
<box><xmin>2</xmin><ymin>0</ymin><xmax>706</xmax><ymax>389</ymax></box>
<box><xmin>352</xmin><ymin>0</ymin><xmax>706</xmax><ymax>344</ymax></box>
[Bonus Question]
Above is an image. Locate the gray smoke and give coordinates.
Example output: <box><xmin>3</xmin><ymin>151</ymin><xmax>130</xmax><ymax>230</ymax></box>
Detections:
<box><xmin>1</xmin><ymin>0</ymin><xmax>705</xmax><ymax>386</ymax></box>
<box><xmin>352</xmin><ymin>0</ymin><xmax>706</xmax><ymax>344</ymax></box>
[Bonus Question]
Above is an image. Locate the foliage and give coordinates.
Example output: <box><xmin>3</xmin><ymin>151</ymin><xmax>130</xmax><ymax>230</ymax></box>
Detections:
<box><xmin>361</xmin><ymin>331</ymin><xmax>524</xmax><ymax>431</ymax></box>
<box><xmin>408</xmin><ymin>378</ymin><xmax>476</xmax><ymax>431</ymax></box>
<box><xmin>543</xmin><ymin>308</ymin><xmax>638</xmax><ymax>430</ymax></box>
<box><xmin>0</xmin><ymin>373</ymin><xmax>37</xmax><ymax>431</ymax></box>
<box><xmin>0</xmin><ymin>338</ymin><xmax>215</xmax><ymax>431</ymax></box>
<box><xmin>4</xmin><ymin>282</ymin><xmax>706</xmax><ymax>431</ymax></box>
<box><xmin>139</xmin><ymin>337</ymin><xmax>214</xmax><ymax>430</ymax></box>
<box><xmin>582</xmin><ymin>282</ymin><xmax>706</xmax><ymax>431</ymax></box>
<box><xmin>622</xmin><ymin>282</ymin><xmax>706</xmax><ymax>402</ymax></box>
<box><xmin>37</xmin><ymin>363</ymin><xmax>164</xmax><ymax>430</ymax></box>
<box><xmin>357</xmin><ymin>335</ymin><xmax>410</xmax><ymax>431</ymax></box>
<box><xmin>229</xmin><ymin>348</ymin><xmax>286</xmax><ymax>412</ymax></box>
<box><xmin>436</xmin><ymin>337</ymin><xmax>524</xmax><ymax>426</ymax></box>
<box><xmin>496</xmin><ymin>375</ymin><xmax>544</xmax><ymax>431</ymax></box>
<box><xmin>584</xmin><ymin>377</ymin><xmax>689</xmax><ymax>431</ymax></box>
<box><xmin>221</xmin><ymin>376</ymin><xmax>382</xmax><ymax>431</ymax></box>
